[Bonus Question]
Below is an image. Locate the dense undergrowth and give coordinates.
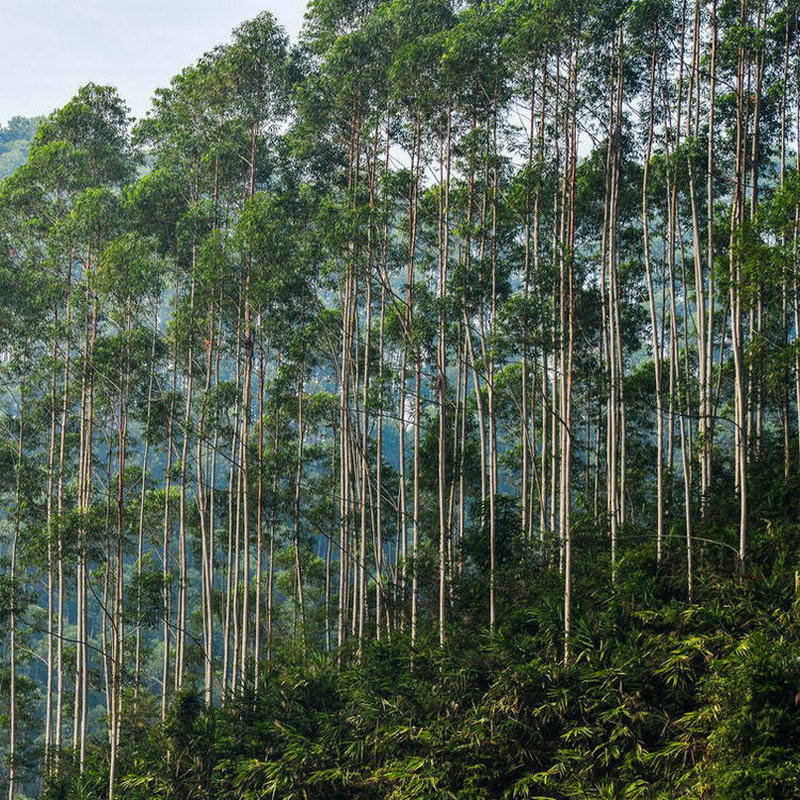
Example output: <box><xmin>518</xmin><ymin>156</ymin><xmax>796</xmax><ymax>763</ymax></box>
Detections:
<box><xmin>43</xmin><ymin>514</ymin><xmax>800</xmax><ymax>800</ymax></box>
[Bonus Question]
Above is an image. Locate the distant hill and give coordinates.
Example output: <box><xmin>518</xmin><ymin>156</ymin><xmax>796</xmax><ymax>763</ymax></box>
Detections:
<box><xmin>0</xmin><ymin>116</ymin><xmax>41</xmax><ymax>178</ymax></box>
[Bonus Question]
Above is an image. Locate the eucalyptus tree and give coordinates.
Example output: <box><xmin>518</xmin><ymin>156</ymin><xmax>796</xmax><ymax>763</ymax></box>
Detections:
<box><xmin>224</xmin><ymin>11</ymin><xmax>290</xmax><ymax>689</ymax></box>
<box><xmin>30</xmin><ymin>85</ymin><xmax>135</xmax><ymax>777</ymax></box>
<box><xmin>2</xmin><ymin>87</ymin><xmax>135</xmax><ymax>777</ymax></box>
<box><xmin>93</xmin><ymin>231</ymin><xmax>163</xmax><ymax>798</ymax></box>
<box><xmin>138</xmin><ymin>50</ymin><xmax>231</xmax><ymax>707</ymax></box>
<box><xmin>0</xmin><ymin>184</ymin><xmax>54</xmax><ymax>800</ymax></box>
<box><xmin>629</xmin><ymin>0</ymin><xmax>674</xmax><ymax>562</ymax></box>
<box><xmin>123</xmin><ymin>168</ymin><xmax>185</xmax><ymax>705</ymax></box>
<box><xmin>298</xmin><ymin>0</ymin><xmax>392</xmax><ymax>653</ymax></box>
<box><xmin>65</xmin><ymin>185</ymin><xmax>125</xmax><ymax>771</ymax></box>
<box><xmin>236</xmin><ymin>182</ymin><xmax>318</xmax><ymax>651</ymax></box>
<box><xmin>501</xmin><ymin>0</ymin><xmax>554</xmax><ymax>544</ymax></box>
<box><xmin>0</xmin><ymin>146</ymin><xmax>63</xmax><ymax>785</ymax></box>
<box><xmin>0</xmin><ymin>84</ymin><xmax>138</xmax><ymax>797</ymax></box>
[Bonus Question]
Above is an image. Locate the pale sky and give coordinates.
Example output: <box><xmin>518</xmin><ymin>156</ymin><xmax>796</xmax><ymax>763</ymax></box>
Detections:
<box><xmin>0</xmin><ymin>1</ymin><xmax>307</xmax><ymax>126</ymax></box>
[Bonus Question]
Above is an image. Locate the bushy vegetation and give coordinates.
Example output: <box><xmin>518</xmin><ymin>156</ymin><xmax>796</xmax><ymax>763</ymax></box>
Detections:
<box><xmin>43</xmin><ymin>513</ymin><xmax>800</xmax><ymax>800</ymax></box>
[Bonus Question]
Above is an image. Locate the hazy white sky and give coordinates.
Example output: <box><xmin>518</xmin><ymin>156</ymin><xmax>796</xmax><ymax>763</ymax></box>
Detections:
<box><xmin>0</xmin><ymin>1</ymin><xmax>307</xmax><ymax>126</ymax></box>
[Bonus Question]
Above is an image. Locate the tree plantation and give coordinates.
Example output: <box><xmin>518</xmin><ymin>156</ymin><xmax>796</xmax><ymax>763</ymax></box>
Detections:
<box><xmin>1</xmin><ymin>0</ymin><xmax>800</xmax><ymax>797</ymax></box>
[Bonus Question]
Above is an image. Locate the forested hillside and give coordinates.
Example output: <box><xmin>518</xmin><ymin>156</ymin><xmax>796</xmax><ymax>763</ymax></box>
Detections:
<box><xmin>1</xmin><ymin>1</ymin><xmax>800</xmax><ymax>798</ymax></box>
<box><xmin>0</xmin><ymin>117</ymin><xmax>41</xmax><ymax>179</ymax></box>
